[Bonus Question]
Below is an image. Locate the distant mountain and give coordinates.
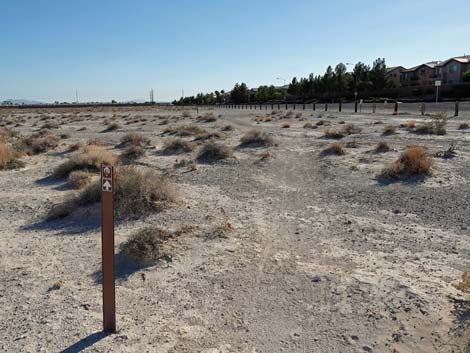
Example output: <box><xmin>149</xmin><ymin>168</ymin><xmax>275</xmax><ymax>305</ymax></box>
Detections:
<box><xmin>1</xmin><ymin>99</ymin><xmax>44</xmax><ymax>105</ymax></box>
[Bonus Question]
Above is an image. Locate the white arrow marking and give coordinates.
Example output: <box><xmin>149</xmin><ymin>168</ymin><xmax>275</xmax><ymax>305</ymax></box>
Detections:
<box><xmin>103</xmin><ymin>180</ymin><xmax>112</xmax><ymax>192</ymax></box>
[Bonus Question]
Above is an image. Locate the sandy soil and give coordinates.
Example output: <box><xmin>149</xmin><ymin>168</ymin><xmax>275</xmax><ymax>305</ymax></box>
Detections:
<box><xmin>0</xmin><ymin>106</ymin><xmax>469</xmax><ymax>353</ymax></box>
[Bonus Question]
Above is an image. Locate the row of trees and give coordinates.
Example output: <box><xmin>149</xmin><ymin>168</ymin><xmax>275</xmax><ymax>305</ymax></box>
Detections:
<box><xmin>173</xmin><ymin>58</ymin><xmax>391</xmax><ymax>105</ymax></box>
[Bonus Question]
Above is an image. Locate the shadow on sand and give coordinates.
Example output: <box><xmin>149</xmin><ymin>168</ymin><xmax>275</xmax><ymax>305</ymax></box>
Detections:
<box><xmin>60</xmin><ymin>331</ymin><xmax>108</xmax><ymax>353</ymax></box>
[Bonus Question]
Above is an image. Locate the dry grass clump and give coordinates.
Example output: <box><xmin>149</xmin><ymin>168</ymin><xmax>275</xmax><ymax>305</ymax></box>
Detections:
<box><xmin>197</xmin><ymin>113</ymin><xmax>217</xmax><ymax>123</ymax></box>
<box><xmin>458</xmin><ymin>123</ymin><xmax>469</xmax><ymax>130</ymax></box>
<box><xmin>379</xmin><ymin>146</ymin><xmax>431</xmax><ymax>180</ymax></box>
<box><xmin>120</xmin><ymin>133</ymin><xmax>151</xmax><ymax>147</ymax></box>
<box><xmin>18</xmin><ymin>133</ymin><xmax>59</xmax><ymax>155</ymax></box>
<box><xmin>68</xmin><ymin>171</ymin><xmax>93</xmax><ymax>189</ymax></box>
<box><xmin>221</xmin><ymin>125</ymin><xmax>234</xmax><ymax>131</ymax></box>
<box><xmin>434</xmin><ymin>145</ymin><xmax>457</xmax><ymax>159</ymax></box>
<box><xmin>411</xmin><ymin>114</ymin><xmax>447</xmax><ymax>135</ymax></box>
<box><xmin>121</xmin><ymin>145</ymin><xmax>145</xmax><ymax>161</ymax></box>
<box><xmin>281</xmin><ymin>122</ymin><xmax>291</xmax><ymax>128</ymax></box>
<box><xmin>240</xmin><ymin>129</ymin><xmax>274</xmax><ymax>147</ymax></box>
<box><xmin>258</xmin><ymin>151</ymin><xmax>274</xmax><ymax>161</ymax></box>
<box><xmin>323</xmin><ymin>128</ymin><xmax>345</xmax><ymax>139</ymax></box>
<box><xmin>53</xmin><ymin>147</ymin><xmax>117</xmax><ymax>178</ymax></box>
<box><xmin>41</xmin><ymin>121</ymin><xmax>59</xmax><ymax>129</ymax></box>
<box><xmin>102</xmin><ymin>123</ymin><xmax>120</xmax><ymax>132</ymax></box>
<box><xmin>453</xmin><ymin>271</ymin><xmax>470</xmax><ymax>293</ymax></box>
<box><xmin>0</xmin><ymin>143</ymin><xmax>24</xmax><ymax>170</ymax></box>
<box><xmin>382</xmin><ymin>125</ymin><xmax>396</xmax><ymax>136</ymax></box>
<box><xmin>342</xmin><ymin>124</ymin><xmax>362</xmax><ymax>135</ymax></box>
<box><xmin>375</xmin><ymin>141</ymin><xmax>390</xmax><ymax>153</ymax></box>
<box><xmin>162</xmin><ymin>138</ymin><xmax>195</xmax><ymax>154</ymax></box>
<box><xmin>283</xmin><ymin>111</ymin><xmax>294</xmax><ymax>119</ymax></box>
<box><xmin>120</xmin><ymin>226</ymin><xmax>174</xmax><ymax>264</ymax></box>
<box><xmin>194</xmin><ymin>131</ymin><xmax>226</xmax><ymax>141</ymax></box>
<box><xmin>321</xmin><ymin>142</ymin><xmax>346</xmax><ymax>156</ymax></box>
<box><xmin>182</xmin><ymin>111</ymin><xmax>192</xmax><ymax>118</ymax></box>
<box><xmin>303</xmin><ymin>122</ymin><xmax>313</xmax><ymax>129</ymax></box>
<box><xmin>48</xmin><ymin>166</ymin><xmax>177</xmax><ymax>220</ymax></box>
<box><xmin>164</xmin><ymin>124</ymin><xmax>206</xmax><ymax>137</ymax></box>
<box><xmin>196</xmin><ymin>142</ymin><xmax>234</xmax><ymax>162</ymax></box>
<box><xmin>405</xmin><ymin>120</ymin><xmax>416</xmax><ymax>129</ymax></box>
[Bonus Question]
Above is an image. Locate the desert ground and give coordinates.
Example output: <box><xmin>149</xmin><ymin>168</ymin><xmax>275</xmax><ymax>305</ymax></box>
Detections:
<box><xmin>0</xmin><ymin>105</ymin><xmax>469</xmax><ymax>353</ymax></box>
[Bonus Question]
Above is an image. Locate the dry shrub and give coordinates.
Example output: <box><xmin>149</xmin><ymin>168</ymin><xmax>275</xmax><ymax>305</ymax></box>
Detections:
<box><xmin>379</xmin><ymin>146</ymin><xmax>431</xmax><ymax>180</ymax></box>
<box><xmin>60</xmin><ymin>133</ymin><xmax>70</xmax><ymax>139</ymax></box>
<box><xmin>283</xmin><ymin>111</ymin><xmax>294</xmax><ymax>119</ymax></box>
<box><xmin>295</xmin><ymin>113</ymin><xmax>303</xmax><ymax>119</ymax></box>
<box><xmin>221</xmin><ymin>125</ymin><xmax>234</xmax><ymax>131</ymax></box>
<box><xmin>86</xmin><ymin>139</ymin><xmax>111</xmax><ymax>147</ymax></box>
<box><xmin>18</xmin><ymin>133</ymin><xmax>59</xmax><ymax>155</ymax></box>
<box><xmin>78</xmin><ymin>127</ymin><xmax>87</xmax><ymax>131</ymax></box>
<box><xmin>196</xmin><ymin>142</ymin><xmax>234</xmax><ymax>162</ymax></box>
<box><xmin>458</xmin><ymin>123</ymin><xmax>469</xmax><ymax>130</ymax></box>
<box><xmin>453</xmin><ymin>271</ymin><xmax>470</xmax><ymax>293</ymax></box>
<box><xmin>342</xmin><ymin>124</ymin><xmax>362</xmax><ymax>135</ymax></box>
<box><xmin>0</xmin><ymin>143</ymin><xmax>24</xmax><ymax>170</ymax></box>
<box><xmin>406</xmin><ymin>120</ymin><xmax>416</xmax><ymax>129</ymax></box>
<box><xmin>321</xmin><ymin>142</ymin><xmax>346</xmax><ymax>156</ymax></box>
<box><xmin>67</xmin><ymin>142</ymin><xmax>84</xmax><ymax>153</ymax></box>
<box><xmin>162</xmin><ymin>138</ymin><xmax>195</xmax><ymax>154</ymax></box>
<box><xmin>303</xmin><ymin>122</ymin><xmax>313</xmax><ymax>129</ymax></box>
<box><xmin>120</xmin><ymin>227</ymin><xmax>175</xmax><ymax>264</ymax></box>
<box><xmin>194</xmin><ymin>131</ymin><xmax>226</xmax><ymax>141</ymax></box>
<box><xmin>164</xmin><ymin>124</ymin><xmax>206</xmax><ymax>137</ymax></box>
<box><xmin>316</xmin><ymin>120</ymin><xmax>326</xmax><ymax>126</ymax></box>
<box><xmin>182</xmin><ymin>111</ymin><xmax>191</xmax><ymax>118</ymax></box>
<box><xmin>42</xmin><ymin>121</ymin><xmax>59</xmax><ymax>129</ymax></box>
<box><xmin>121</xmin><ymin>145</ymin><xmax>145</xmax><ymax>161</ymax></box>
<box><xmin>375</xmin><ymin>141</ymin><xmax>390</xmax><ymax>153</ymax></box>
<box><xmin>102</xmin><ymin>123</ymin><xmax>120</xmax><ymax>132</ymax></box>
<box><xmin>53</xmin><ymin>147</ymin><xmax>117</xmax><ymax>178</ymax></box>
<box><xmin>68</xmin><ymin>171</ymin><xmax>93</xmax><ymax>189</ymax></box>
<box><xmin>413</xmin><ymin>122</ymin><xmax>434</xmax><ymax>134</ymax></box>
<box><xmin>323</xmin><ymin>128</ymin><xmax>345</xmax><ymax>139</ymax></box>
<box><xmin>197</xmin><ymin>113</ymin><xmax>217</xmax><ymax>123</ymax></box>
<box><xmin>258</xmin><ymin>151</ymin><xmax>273</xmax><ymax>161</ymax></box>
<box><xmin>120</xmin><ymin>133</ymin><xmax>151</xmax><ymax>147</ymax></box>
<box><xmin>382</xmin><ymin>125</ymin><xmax>396</xmax><ymax>136</ymax></box>
<box><xmin>281</xmin><ymin>122</ymin><xmax>291</xmax><ymax>128</ymax></box>
<box><xmin>48</xmin><ymin>166</ymin><xmax>177</xmax><ymax>220</ymax></box>
<box><xmin>240</xmin><ymin>129</ymin><xmax>274</xmax><ymax>147</ymax></box>
<box><xmin>434</xmin><ymin>145</ymin><xmax>457</xmax><ymax>159</ymax></box>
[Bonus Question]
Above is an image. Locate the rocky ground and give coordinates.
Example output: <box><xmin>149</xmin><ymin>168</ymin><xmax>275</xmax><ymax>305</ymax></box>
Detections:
<box><xmin>0</xmin><ymin>106</ymin><xmax>469</xmax><ymax>353</ymax></box>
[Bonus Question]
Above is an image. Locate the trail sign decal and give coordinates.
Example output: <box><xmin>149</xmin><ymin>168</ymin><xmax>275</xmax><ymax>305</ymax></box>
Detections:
<box><xmin>102</xmin><ymin>180</ymin><xmax>112</xmax><ymax>192</ymax></box>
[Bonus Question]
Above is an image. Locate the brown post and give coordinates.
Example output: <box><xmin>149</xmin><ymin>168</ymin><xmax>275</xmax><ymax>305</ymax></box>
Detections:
<box><xmin>373</xmin><ymin>103</ymin><xmax>376</xmax><ymax>114</ymax></box>
<box><xmin>303</xmin><ymin>103</ymin><xmax>305</xmax><ymax>110</ymax></box>
<box><xmin>101</xmin><ymin>164</ymin><xmax>116</xmax><ymax>333</ymax></box>
<box><xmin>421</xmin><ymin>103</ymin><xmax>425</xmax><ymax>116</ymax></box>
<box><xmin>325</xmin><ymin>103</ymin><xmax>328</xmax><ymax>111</ymax></box>
<box><xmin>293</xmin><ymin>104</ymin><xmax>296</xmax><ymax>110</ymax></box>
<box><xmin>339</xmin><ymin>101</ymin><xmax>342</xmax><ymax>112</ymax></box>
<box><xmin>354</xmin><ymin>101</ymin><xmax>358</xmax><ymax>113</ymax></box>
<box><xmin>285</xmin><ymin>103</ymin><xmax>288</xmax><ymax>110</ymax></box>
<box><xmin>394</xmin><ymin>102</ymin><xmax>398</xmax><ymax>114</ymax></box>
<box><xmin>313</xmin><ymin>103</ymin><xmax>316</xmax><ymax>111</ymax></box>
<box><xmin>277</xmin><ymin>104</ymin><xmax>280</xmax><ymax>110</ymax></box>
<box><xmin>455</xmin><ymin>101</ymin><xmax>459</xmax><ymax>117</ymax></box>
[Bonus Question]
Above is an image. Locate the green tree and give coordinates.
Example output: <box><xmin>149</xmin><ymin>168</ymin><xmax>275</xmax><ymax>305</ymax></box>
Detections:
<box><xmin>334</xmin><ymin>63</ymin><xmax>347</xmax><ymax>97</ymax></box>
<box><xmin>353</xmin><ymin>62</ymin><xmax>371</xmax><ymax>94</ymax></box>
<box><xmin>369</xmin><ymin>58</ymin><xmax>389</xmax><ymax>94</ymax></box>
<box><xmin>463</xmin><ymin>70</ymin><xmax>470</xmax><ymax>83</ymax></box>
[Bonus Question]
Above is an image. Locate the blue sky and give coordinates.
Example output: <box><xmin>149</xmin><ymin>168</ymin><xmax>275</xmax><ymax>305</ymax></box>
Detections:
<box><xmin>1</xmin><ymin>0</ymin><xmax>469</xmax><ymax>102</ymax></box>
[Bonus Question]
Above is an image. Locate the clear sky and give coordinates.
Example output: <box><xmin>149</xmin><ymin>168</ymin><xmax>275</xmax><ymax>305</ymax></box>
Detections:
<box><xmin>1</xmin><ymin>0</ymin><xmax>469</xmax><ymax>103</ymax></box>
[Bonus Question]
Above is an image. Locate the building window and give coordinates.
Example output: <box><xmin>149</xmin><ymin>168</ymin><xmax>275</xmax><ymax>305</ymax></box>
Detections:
<box><xmin>420</xmin><ymin>69</ymin><xmax>426</xmax><ymax>76</ymax></box>
<box><xmin>450</xmin><ymin>63</ymin><xmax>457</xmax><ymax>73</ymax></box>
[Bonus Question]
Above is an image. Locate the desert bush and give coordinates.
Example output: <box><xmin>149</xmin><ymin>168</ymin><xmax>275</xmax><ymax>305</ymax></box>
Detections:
<box><xmin>221</xmin><ymin>125</ymin><xmax>234</xmax><ymax>131</ymax></box>
<box><xmin>321</xmin><ymin>142</ymin><xmax>346</xmax><ymax>156</ymax></box>
<box><xmin>164</xmin><ymin>124</ymin><xmax>206</xmax><ymax>137</ymax></box>
<box><xmin>405</xmin><ymin>120</ymin><xmax>416</xmax><ymax>129</ymax></box>
<box><xmin>342</xmin><ymin>124</ymin><xmax>362</xmax><ymax>135</ymax></box>
<box><xmin>194</xmin><ymin>131</ymin><xmax>225</xmax><ymax>141</ymax></box>
<box><xmin>0</xmin><ymin>143</ymin><xmax>24</xmax><ymax>170</ymax></box>
<box><xmin>303</xmin><ymin>122</ymin><xmax>313</xmax><ymax>129</ymax></box>
<box><xmin>413</xmin><ymin>114</ymin><xmax>447</xmax><ymax>135</ymax></box>
<box><xmin>60</xmin><ymin>134</ymin><xmax>70</xmax><ymax>139</ymax></box>
<box><xmin>103</xmin><ymin>123</ymin><xmax>120</xmax><ymax>132</ymax></box>
<box><xmin>258</xmin><ymin>151</ymin><xmax>273</xmax><ymax>161</ymax></box>
<box><xmin>17</xmin><ymin>133</ymin><xmax>59</xmax><ymax>155</ymax></box>
<box><xmin>53</xmin><ymin>147</ymin><xmax>117</xmax><ymax>178</ymax></box>
<box><xmin>323</xmin><ymin>128</ymin><xmax>345</xmax><ymax>139</ymax></box>
<box><xmin>434</xmin><ymin>145</ymin><xmax>457</xmax><ymax>159</ymax></box>
<box><xmin>375</xmin><ymin>141</ymin><xmax>390</xmax><ymax>153</ymax></box>
<box><xmin>316</xmin><ymin>120</ymin><xmax>326</xmax><ymax>126</ymax></box>
<box><xmin>196</xmin><ymin>142</ymin><xmax>234</xmax><ymax>162</ymax></box>
<box><xmin>197</xmin><ymin>113</ymin><xmax>217</xmax><ymax>123</ymax></box>
<box><xmin>120</xmin><ymin>226</ymin><xmax>173</xmax><ymax>264</ymax></box>
<box><xmin>162</xmin><ymin>138</ymin><xmax>195</xmax><ymax>154</ymax></box>
<box><xmin>458</xmin><ymin>123</ymin><xmax>469</xmax><ymax>130</ymax></box>
<box><xmin>240</xmin><ymin>129</ymin><xmax>274</xmax><ymax>147</ymax></box>
<box><xmin>281</xmin><ymin>122</ymin><xmax>291</xmax><ymax>128</ymax></box>
<box><xmin>379</xmin><ymin>146</ymin><xmax>431</xmax><ymax>180</ymax></box>
<box><xmin>382</xmin><ymin>125</ymin><xmax>396</xmax><ymax>136</ymax></box>
<box><xmin>182</xmin><ymin>111</ymin><xmax>191</xmax><ymax>118</ymax></box>
<box><xmin>121</xmin><ymin>145</ymin><xmax>145</xmax><ymax>161</ymax></box>
<box><xmin>48</xmin><ymin>166</ymin><xmax>177</xmax><ymax>220</ymax></box>
<box><xmin>120</xmin><ymin>133</ymin><xmax>151</xmax><ymax>147</ymax></box>
<box><xmin>68</xmin><ymin>171</ymin><xmax>93</xmax><ymax>189</ymax></box>
<box><xmin>42</xmin><ymin>121</ymin><xmax>59</xmax><ymax>129</ymax></box>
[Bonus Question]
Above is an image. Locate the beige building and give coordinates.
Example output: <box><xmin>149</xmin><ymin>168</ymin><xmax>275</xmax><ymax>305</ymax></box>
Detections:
<box><xmin>386</xmin><ymin>66</ymin><xmax>404</xmax><ymax>87</ymax></box>
<box><xmin>435</xmin><ymin>56</ymin><xmax>470</xmax><ymax>84</ymax></box>
<box><xmin>400</xmin><ymin>61</ymin><xmax>440</xmax><ymax>87</ymax></box>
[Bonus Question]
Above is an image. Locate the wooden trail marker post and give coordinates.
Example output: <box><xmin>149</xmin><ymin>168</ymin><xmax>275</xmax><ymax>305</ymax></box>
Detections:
<box><xmin>101</xmin><ymin>164</ymin><xmax>116</xmax><ymax>333</ymax></box>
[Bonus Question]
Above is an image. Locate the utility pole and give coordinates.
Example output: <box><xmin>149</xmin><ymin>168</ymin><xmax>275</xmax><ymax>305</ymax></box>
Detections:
<box><xmin>75</xmin><ymin>89</ymin><xmax>79</xmax><ymax>104</ymax></box>
<box><xmin>150</xmin><ymin>89</ymin><xmax>154</xmax><ymax>104</ymax></box>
